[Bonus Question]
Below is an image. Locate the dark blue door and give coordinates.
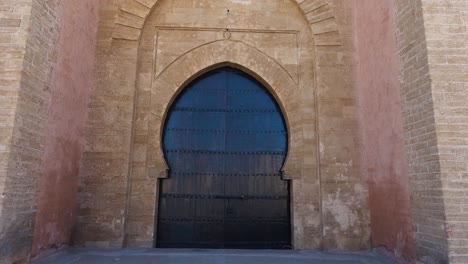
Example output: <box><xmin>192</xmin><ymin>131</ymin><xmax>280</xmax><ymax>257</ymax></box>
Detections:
<box><xmin>157</xmin><ymin>67</ymin><xmax>291</xmax><ymax>249</ymax></box>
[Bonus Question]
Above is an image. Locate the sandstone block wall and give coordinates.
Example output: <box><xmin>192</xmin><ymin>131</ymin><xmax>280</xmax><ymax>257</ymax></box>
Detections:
<box><xmin>0</xmin><ymin>1</ymin><xmax>466</xmax><ymax>263</ymax></box>
<box><xmin>317</xmin><ymin>1</ymin><xmax>371</xmax><ymax>250</ymax></box>
<box><xmin>395</xmin><ymin>0</ymin><xmax>468</xmax><ymax>263</ymax></box>
<box><xmin>31</xmin><ymin>0</ymin><xmax>100</xmax><ymax>258</ymax></box>
<box><xmin>421</xmin><ymin>1</ymin><xmax>468</xmax><ymax>263</ymax></box>
<box><xmin>394</xmin><ymin>0</ymin><xmax>446</xmax><ymax>262</ymax></box>
<box><xmin>0</xmin><ymin>0</ymin><xmax>100</xmax><ymax>262</ymax></box>
<box><xmin>0</xmin><ymin>1</ymin><xmax>32</xmax><ymax>184</ymax></box>
<box><xmin>76</xmin><ymin>0</ymin><xmax>370</xmax><ymax>251</ymax></box>
<box><xmin>0</xmin><ymin>1</ymin><xmax>63</xmax><ymax>262</ymax></box>
<box><xmin>0</xmin><ymin>3</ymin><xmax>32</xmax><ymax>249</ymax></box>
<box><xmin>130</xmin><ymin>0</ymin><xmax>321</xmax><ymax>248</ymax></box>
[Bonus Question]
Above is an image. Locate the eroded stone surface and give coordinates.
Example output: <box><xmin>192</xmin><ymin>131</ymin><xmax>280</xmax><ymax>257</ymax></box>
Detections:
<box><xmin>1</xmin><ymin>0</ymin><xmax>467</xmax><ymax>263</ymax></box>
<box><xmin>76</xmin><ymin>0</ymin><xmax>370</xmax><ymax>252</ymax></box>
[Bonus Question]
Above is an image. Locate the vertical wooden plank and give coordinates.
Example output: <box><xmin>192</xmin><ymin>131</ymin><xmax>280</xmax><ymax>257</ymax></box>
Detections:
<box><xmin>224</xmin><ymin>68</ymin><xmax>290</xmax><ymax>249</ymax></box>
<box><xmin>158</xmin><ymin>70</ymin><xmax>227</xmax><ymax>248</ymax></box>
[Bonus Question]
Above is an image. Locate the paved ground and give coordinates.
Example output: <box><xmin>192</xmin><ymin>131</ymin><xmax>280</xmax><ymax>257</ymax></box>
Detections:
<box><xmin>33</xmin><ymin>248</ymin><xmax>399</xmax><ymax>264</ymax></box>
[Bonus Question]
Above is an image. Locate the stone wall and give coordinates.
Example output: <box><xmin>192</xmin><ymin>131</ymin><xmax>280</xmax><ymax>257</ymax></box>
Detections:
<box><xmin>0</xmin><ymin>3</ymin><xmax>32</xmax><ymax>254</ymax></box>
<box><xmin>316</xmin><ymin>1</ymin><xmax>370</xmax><ymax>250</ymax></box>
<box><xmin>74</xmin><ymin>0</ymin><xmax>138</xmax><ymax>247</ymax></box>
<box><xmin>130</xmin><ymin>0</ymin><xmax>319</xmax><ymax>248</ymax></box>
<box><xmin>76</xmin><ymin>0</ymin><xmax>370</xmax><ymax>251</ymax></box>
<box><xmin>0</xmin><ymin>0</ymin><xmax>100</xmax><ymax>262</ymax></box>
<box><xmin>0</xmin><ymin>1</ymin><xmax>31</xmax><ymax>189</ymax></box>
<box><xmin>31</xmin><ymin>0</ymin><xmax>100</xmax><ymax>258</ymax></box>
<box><xmin>395</xmin><ymin>0</ymin><xmax>468</xmax><ymax>263</ymax></box>
<box><xmin>421</xmin><ymin>1</ymin><xmax>468</xmax><ymax>263</ymax></box>
<box><xmin>354</xmin><ymin>0</ymin><xmax>414</xmax><ymax>261</ymax></box>
<box><xmin>394</xmin><ymin>0</ymin><xmax>447</xmax><ymax>262</ymax></box>
<box><xmin>0</xmin><ymin>0</ymin><xmax>63</xmax><ymax>262</ymax></box>
<box><xmin>3</xmin><ymin>0</ymin><xmax>466</xmax><ymax>262</ymax></box>
<box><xmin>396</xmin><ymin>0</ymin><xmax>468</xmax><ymax>263</ymax></box>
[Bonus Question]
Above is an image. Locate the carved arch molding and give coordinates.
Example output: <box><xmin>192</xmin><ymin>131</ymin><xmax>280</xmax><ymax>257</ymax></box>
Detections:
<box><xmin>112</xmin><ymin>0</ymin><xmax>347</xmax><ymax>249</ymax></box>
<box><xmin>146</xmin><ymin>40</ymin><xmax>301</xmax><ymax>180</ymax></box>
<box><xmin>112</xmin><ymin>0</ymin><xmax>342</xmax><ymax>46</ymax></box>
<box><xmin>111</xmin><ymin>0</ymin><xmax>345</xmax><ymax>180</ymax></box>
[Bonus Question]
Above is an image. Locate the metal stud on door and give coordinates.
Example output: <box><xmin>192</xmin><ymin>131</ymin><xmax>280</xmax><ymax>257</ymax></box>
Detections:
<box><xmin>158</xmin><ymin>67</ymin><xmax>291</xmax><ymax>249</ymax></box>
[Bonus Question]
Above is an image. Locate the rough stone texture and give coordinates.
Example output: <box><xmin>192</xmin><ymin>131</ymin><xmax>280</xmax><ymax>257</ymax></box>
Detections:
<box><xmin>0</xmin><ymin>4</ymin><xmax>32</xmax><ymax>255</ymax></box>
<box><xmin>1</xmin><ymin>0</ymin><xmax>467</xmax><ymax>263</ymax></box>
<box><xmin>354</xmin><ymin>0</ymin><xmax>415</xmax><ymax>261</ymax></box>
<box><xmin>316</xmin><ymin>1</ymin><xmax>371</xmax><ymax>251</ymax></box>
<box><xmin>394</xmin><ymin>0</ymin><xmax>446</xmax><ymax>262</ymax></box>
<box><xmin>420</xmin><ymin>1</ymin><xmax>468</xmax><ymax>263</ymax></box>
<box><xmin>132</xmin><ymin>0</ymin><xmax>315</xmax><ymax>249</ymax></box>
<box><xmin>0</xmin><ymin>1</ymin><xmax>32</xmax><ymax>189</ymax></box>
<box><xmin>134</xmin><ymin>40</ymin><xmax>305</xmax><ymax>247</ymax></box>
<box><xmin>0</xmin><ymin>0</ymin><xmax>100</xmax><ymax>262</ymax></box>
<box><xmin>0</xmin><ymin>1</ymin><xmax>63</xmax><ymax>262</ymax></box>
<box><xmin>395</xmin><ymin>0</ymin><xmax>468</xmax><ymax>263</ymax></box>
<box><xmin>31</xmin><ymin>0</ymin><xmax>100</xmax><ymax>259</ymax></box>
<box><xmin>76</xmin><ymin>0</ymin><xmax>370</xmax><ymax>252</ymax></box>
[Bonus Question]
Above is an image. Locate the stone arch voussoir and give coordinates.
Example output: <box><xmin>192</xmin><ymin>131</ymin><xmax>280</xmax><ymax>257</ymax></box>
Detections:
<box><xmin>113</xmin><ymin>0</ymin><xmax>342</xmax><ymax>46</ymax></box>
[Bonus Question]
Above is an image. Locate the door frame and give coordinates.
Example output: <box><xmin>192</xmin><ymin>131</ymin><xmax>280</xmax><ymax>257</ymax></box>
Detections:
<box><xmin>125</xmin><ymin>40</ymin><xmax>321</xmax><ymax>249</ymax></box>
<box><xmin>156</xmin><ymin>66</ymin><xmax>292</xmax><ymax>248</ymax></box>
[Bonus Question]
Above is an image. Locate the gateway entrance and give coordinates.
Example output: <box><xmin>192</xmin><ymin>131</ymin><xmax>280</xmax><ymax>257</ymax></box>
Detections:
<box><xmin>157</xmin><ymin>67</ymin><xmax>290</xmax><ymax>249</ymax></box>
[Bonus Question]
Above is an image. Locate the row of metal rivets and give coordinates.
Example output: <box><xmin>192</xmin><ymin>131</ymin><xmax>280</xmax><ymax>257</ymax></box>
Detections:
<box><xmin>161</xmin><ymin>193</ymin><xmax>288</xmax><ymax>200</ymax></box>
<box><xmin>171</xmin><ymin>172</ymin><xmax>282</xmax><ymax>177</ymax></box>
<box><xmin>159</xmin><ymin>218</ymin><xmax>289</xmax><ymax>223</ymax></box>
<box><xmin>197</xmin><ymin>89</ymin><xmax>263</xmax><ymax>93</ymax></box>
<box><xmin>157</xmin><ymin>241</ymin><xmax>290</xmax><ymax>245</ymax></box>
<box><xmin>172</xmin><ymin>107</ymin><xmax>278</xmax><ymax>113</ymax></box>
<box><xmin>166</xmin><ymin>128</ymin><xmax>287</xmax><ymax>134</ymax></box>
<box><xmin>165</xmin><ymin>150</ymin><xmax>286</xmax><ymax>155</ymax></box>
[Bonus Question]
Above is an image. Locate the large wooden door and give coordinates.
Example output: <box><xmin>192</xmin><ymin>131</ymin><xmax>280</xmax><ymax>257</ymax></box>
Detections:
<box><xmin>157</xmin><ymin>67</ymin><xmax>290</xmax><ymax>249</ymax></box>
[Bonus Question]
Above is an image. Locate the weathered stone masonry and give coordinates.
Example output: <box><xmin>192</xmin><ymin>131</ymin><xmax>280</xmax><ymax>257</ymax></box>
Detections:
<box><xmin>1</xmin><ymin>1</ymin><xmax>64</xmax><ymax>262</ymax></box>
<box><xmin>354</xmin><ymin>0</ymin><xmax>415</xmax><ymax>260</ymax></box>
<box><xmin>0</xmin><ymin>0</ymin><xmax>467</xmax><ymax>263</ymax></box>
<box><xmin>75</xmin><ymin>0</ymin><xmax>371</xmax><ymax>252</ymax></box>
<box><xmin>0</xmin><ymin>0</ymin><xmax>99</xmax><ymax>263</ymax></box>
<box><xmin>394</xmin><ymin>0</ymin><xmax>468</xmax><ymax>263</ymax></box>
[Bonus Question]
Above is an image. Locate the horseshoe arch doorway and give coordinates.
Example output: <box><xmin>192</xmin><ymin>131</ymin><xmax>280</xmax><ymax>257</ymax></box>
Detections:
<box><xmin>157</xmin><ymin>66</ymin><xmax>291</xmax><ymax>249</ymax></box>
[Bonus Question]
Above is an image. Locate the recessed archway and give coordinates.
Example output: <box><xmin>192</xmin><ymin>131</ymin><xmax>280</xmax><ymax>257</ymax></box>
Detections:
<box><xmin>124</xmin><ymin>39</ymin><xmax>309</xmax><ymax>248</ymax></box>
<box><xmin>158</xmin><ymin>66</ymin><xmax>291</xmax><ymax>249</ymax></box>
<box><xmin>145</xmin><ymin>40</ymin><xmax>302</xmax><ymax>180</ymax></box>
<box><xmin>76</xmin><ymin>0</ymin><xmax>371</xmax><ymax>253</ymax></box>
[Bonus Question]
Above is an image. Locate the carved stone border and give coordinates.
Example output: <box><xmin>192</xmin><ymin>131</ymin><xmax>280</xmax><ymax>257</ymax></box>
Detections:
<box><xmin>146</xmin><ymin>40</ymin><xmax>302</xmax><ymax>181</ymax></box>
<box><xmin>112</xmin><ymin>0</ymin><xmax>342</xmax><ymax>47</ymax></box>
